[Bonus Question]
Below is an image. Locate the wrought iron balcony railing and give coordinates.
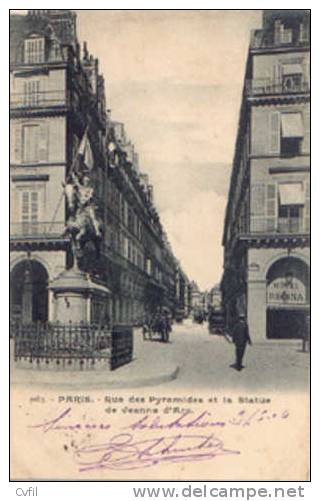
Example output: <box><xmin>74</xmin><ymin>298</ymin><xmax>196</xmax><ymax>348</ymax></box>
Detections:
<box><xmin>250</xmin><ymin>29</ymin><xmax>310</xmax><ymax>50</ymax></box>
<box><xmin>10</xmin><ymin>221</ymin><xmax>65</xmax><ymax>238</ymax></box>
<box><xmin>246</xmin><ymin>77</ymin><xmax>309</xmax><ymax>97</ymax></box>
<box><xmin>249</xmin><ymin>218</ymin><xmax>308</xmax><ymax>234</ymax></box>
<box><xmin>10</xmin><ymin>90</ymin><xmax>67</xmax><ymax>110</ymax></box>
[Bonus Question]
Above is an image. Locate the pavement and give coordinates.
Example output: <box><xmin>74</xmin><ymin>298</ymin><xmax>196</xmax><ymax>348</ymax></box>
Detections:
<box><xmin>161</xmin><ymin>319</ymin><xmax>310</xmax><ymax>392</ymax></box>
<box><xmin>10</xmin><ymin>332</ymin><xmax>180</xmax><ymax>390</ymax></box>
<box><xmin>11</xmin><ymin>319</ymin><xmax>310</xmax><ymax>391</ymax></box>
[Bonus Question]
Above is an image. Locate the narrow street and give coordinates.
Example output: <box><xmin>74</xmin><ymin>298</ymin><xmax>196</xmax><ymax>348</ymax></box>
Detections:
<box><xmin>135</xmin><ymin>319</ymin><xmax>310</xmax><ymax>392</ymax></box>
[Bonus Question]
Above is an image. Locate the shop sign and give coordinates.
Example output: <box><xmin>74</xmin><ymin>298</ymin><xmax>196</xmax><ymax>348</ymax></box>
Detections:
<box><xmin>267</xmin><ymin>276</ymin><xmax>306</xmax><ymax>305</ymax></box>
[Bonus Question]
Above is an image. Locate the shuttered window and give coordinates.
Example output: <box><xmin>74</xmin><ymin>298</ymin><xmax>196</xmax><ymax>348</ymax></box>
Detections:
<box><xmin>250</xmin><ymin>183</ymin><xmax>265</xmax><ymax>232</ymax></box>
<box><xmin>251</xmin><ymin>184</ymin><xmax>265</xmax><ymax>215</ymax></box>
<box><xmin>302</xmin><ymin>106</ymin><xmax>310</xmax><ymax>154</ymax></box>
<box><xmin>269</xmin><ymin>111</ymin><xmax>280</xmax><ymax>154</ymax></box>
<box><xmin>22</xmin><ymin>125</ymin><xmax>39</xmax><ymax>162</ymax></box>
<box><xmin>22</xmin><ymin>123</ymin><xmax>48</xmax><ymax>163</ymax></box>
<box><xmin>20</xmin><ymin>190</ymin><xmax>40</xmax><ymax>234</ymax></box>
<box><xmin>266</xmin><ymin>184</ymin><xmax>277</xmax><ymax>231</ymax></box>
<box><xmin>304</xmin><ymin>181</ymin><xmax>310</xmax><ymax>232</ymax></box>
<box><xmin>11</xmin><ymin>123</ymin><xmax>22</xmax><ymax>163</ymax></box>
<box><xmin>250</xmin><ymin>183</ymin><xmax>277</xmax><ymax>233</ymax></box>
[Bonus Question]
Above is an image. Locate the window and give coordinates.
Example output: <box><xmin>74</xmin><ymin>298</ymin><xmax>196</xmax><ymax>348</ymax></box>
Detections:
<box><xmin>274</xmin><ymin>21</ymin><xmax>292</xmax><ymax>45</ymax></box>
<box><xmin>23</xmin><ymin>80</ymin><xmax>41</xmax><ymax>107</ymax></box>
<box><xmin>282</xmin><ymin>64</ymin><xmax>303</xmax><ymax>93</ymax></box>
<box><xmin>278</xmin><ymin>205</ymin><xmax>302</xmax><ymax>233</ymax></box>
<box><xmin>24</xmin><ymin>37</ymin><xmax>45</xmax><ymax>64</ymax></box>
<box><xmin>22</xmin><ymin>125</ymin><xmax>39</xmax><ymax>162</ymax></box>
<box><xmin>278</xmin><ymin>183</ymin><xmax>304</xmax><ymax>233</ymax></box>
<box><xmin>280</xmin><ymin>113</ymin><xmax>304</xmax><ymax>157</ymax></box>
<box><xmin>281</xmin><ymin>29</ymin><xmax>292</xmax><ymax>44</ymax></box>
<box><xmin>20</xmin><ymin>191</ymin><xmax>39</xmax><ymax>234</ymax></box>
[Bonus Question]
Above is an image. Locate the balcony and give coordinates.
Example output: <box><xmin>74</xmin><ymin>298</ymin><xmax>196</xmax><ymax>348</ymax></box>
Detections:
<box><xmin>249</xmin><ymin>218</ymin><xmax>308</xmax><ymax>235</ymax></box>
<box><xmin>10</xmin><ymin>90</ymin><xmax>67</xmax><ymax>111</ymax></box>
<box><xmin>250</xmin><ymin>29</ymin><xmax>310</xmax><ymax>51</ymax></box>
<box><xmin>246</xmin><ymin>77</ymin><xmax>309</xmax><ymax>97</ymax></box>
<box><xmin>10</xmin><ymin>222</ymin><xmax>65</xmax><ymax>239</ymax></box>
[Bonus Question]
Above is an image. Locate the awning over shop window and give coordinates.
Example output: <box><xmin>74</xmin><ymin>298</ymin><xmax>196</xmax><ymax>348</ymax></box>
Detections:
<box><xmin>281</xmin><ymin>113</ymin><xmax>304</xmax><ymax>138</ymax></box>
<box><xmin>282</xmin><ymin>63</ymin><xmax>302</xmax><ymax>75</ymax></box>
<box><xmin>278</xmin><ymin>183</ymin><xmax>304</xmax><ymax>205</ymax></box>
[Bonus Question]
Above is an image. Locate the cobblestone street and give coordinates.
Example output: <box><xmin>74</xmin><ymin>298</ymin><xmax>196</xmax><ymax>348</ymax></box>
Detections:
<box><xmin>137</xmin><ymin>319</ymin><xmax>310</xmax><ymax>392</ymax></box>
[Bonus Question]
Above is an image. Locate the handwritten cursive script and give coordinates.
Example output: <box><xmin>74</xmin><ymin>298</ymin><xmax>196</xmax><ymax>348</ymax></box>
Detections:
<box><xmin>28</xmin><ymin>407</ymin><xmax>111</xmax><ymax>433</ymax></box>
<box><xmin>28</xmin><ymin>407</ymin><xmax>289</xmax><ymax>434</ymax></box>
<box><xmin>73</xmin><ymin>432</ymin><xmax>240</xmax><ymax>472</ymax></box>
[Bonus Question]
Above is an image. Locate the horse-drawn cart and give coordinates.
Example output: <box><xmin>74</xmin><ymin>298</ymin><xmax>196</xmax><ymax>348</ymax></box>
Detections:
<box><xmin>142</xmin><ymin>316</ymin><xmax>171</xmax><ymax>343</ymax></box>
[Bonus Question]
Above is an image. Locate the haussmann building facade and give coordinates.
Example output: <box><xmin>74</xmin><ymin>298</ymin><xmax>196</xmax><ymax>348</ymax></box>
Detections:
<box><xmin>222</xmin><ymin>10</ymin><xmax>310</xmax><ymax>341</ymax></box>
<box><xmin>10</xmin><ymin>9</ymin><xmax>179</xmax><ymax>327</ymax></box>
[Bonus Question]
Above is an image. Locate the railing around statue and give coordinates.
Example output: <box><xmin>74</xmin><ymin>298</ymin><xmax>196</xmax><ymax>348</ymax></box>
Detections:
<box><xmin>11</xmin><ymin>322</ymin><xmax>133</xmax><ymax>371</ymax></box>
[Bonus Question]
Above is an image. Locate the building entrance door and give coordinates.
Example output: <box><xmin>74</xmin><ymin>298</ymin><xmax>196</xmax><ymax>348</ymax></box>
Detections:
<box><xmin>266</xmin><ymin>257</ymin><xmax>309</xmax><ymax>340</ymax></box>
<box><xmin>10</xmin><ymin>260</ymin><xmax>48</xmax><ymax>324</ymax></box>
<box><xmin>267</xmin><ymin>308</ymin><xmax>308</xmax><ymax>339</ymax></box>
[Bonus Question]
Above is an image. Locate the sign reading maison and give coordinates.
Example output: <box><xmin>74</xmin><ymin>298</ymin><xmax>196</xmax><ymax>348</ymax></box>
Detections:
<box><xmin>267</xmin><ymin>277</ymin><xmax>306</xmax><ymax>305</ymax></box>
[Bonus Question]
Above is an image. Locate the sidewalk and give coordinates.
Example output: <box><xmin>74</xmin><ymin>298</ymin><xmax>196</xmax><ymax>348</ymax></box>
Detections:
<box><xmin>10</xmin><ymin>329</ymin><xmax>179</xmax><ymax>390</ymax></box>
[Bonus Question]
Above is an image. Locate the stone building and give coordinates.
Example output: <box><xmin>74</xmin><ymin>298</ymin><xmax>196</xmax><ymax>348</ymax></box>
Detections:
<box><xmin>10</xmin><ymin>10</ymin><xmax>177</xmax><ymax>325</ymax></box>
<box><xmin>207</xmin><ymin>285</ymin><xmax>222</xmax><ymax>311</ymax></box>
<box><xmin>189</xmin><ymin>281</ymin><xmax>202</xmax><ymax>312</ymax></box>
<box><xmin>222</xmin><ymin>10</ymin><xmax>310</xmax><ymax>340</ymax></box>
<box><xmin>174</xmin><ymin>265</ymin><xmax>190</xmax><ymax>318</ymax></box>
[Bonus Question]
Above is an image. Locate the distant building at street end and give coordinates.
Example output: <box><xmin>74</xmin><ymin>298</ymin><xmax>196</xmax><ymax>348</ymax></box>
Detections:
<box><xmin>222</xmin><ymin>10</ymin><xmax>310</xmax><ymax>341</ymax></box>
<box><xmin>207</xmin><ymin>284</ymin><xmax>222</xmax><ymax>311</ymax></box>
<box><xmin>189</xmin><ymin>281</ymin><xmax>202</xmax><ymax>312</ymax></box>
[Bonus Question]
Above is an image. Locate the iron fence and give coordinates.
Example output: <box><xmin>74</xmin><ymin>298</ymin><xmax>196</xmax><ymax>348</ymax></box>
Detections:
<box><xmin>11</xmin><ymin>322</ymin><xmax>133</xmax><ymax>370</ymax></box>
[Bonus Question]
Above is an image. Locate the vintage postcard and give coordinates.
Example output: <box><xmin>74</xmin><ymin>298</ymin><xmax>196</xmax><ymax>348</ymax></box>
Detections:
<box><xmin>10</xmin><ymin>9</ymin><xmax>310</xmax><ymax>481</ymax></box>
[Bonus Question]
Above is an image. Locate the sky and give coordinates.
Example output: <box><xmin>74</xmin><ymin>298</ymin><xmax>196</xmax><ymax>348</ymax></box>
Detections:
<box><xmin>13</xmin><ymin>10</ymin><xmax>263</xmax><ymax>290</ymax></box>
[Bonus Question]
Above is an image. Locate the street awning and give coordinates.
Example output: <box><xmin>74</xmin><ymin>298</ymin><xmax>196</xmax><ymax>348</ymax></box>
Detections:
<box><xmin>278</xmin><ymin>183</ymin><xmax>304</xmax><ymax>205</ymax></box>
<box><xmin>282</xmin><ymin>63</ymin><xmax>302</xmax><ymax>75</ymax></box>
<box><xmin>281</xmin><ymin>113</ymin><xmax>304</xmax><ymax>138</ymax></box>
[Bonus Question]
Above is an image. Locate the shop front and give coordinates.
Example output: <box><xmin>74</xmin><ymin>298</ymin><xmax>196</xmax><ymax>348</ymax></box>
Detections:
<box><xmin>266</xmin><ymin>256</ymin><xmax>310</xmax><ymax>339</ymax></box>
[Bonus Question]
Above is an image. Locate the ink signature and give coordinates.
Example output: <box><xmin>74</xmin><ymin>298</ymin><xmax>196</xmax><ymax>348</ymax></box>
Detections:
<box><xmin>73</xmin><ymin>432</ymin><xmax>240</xmax><ymax>472</ymax></box>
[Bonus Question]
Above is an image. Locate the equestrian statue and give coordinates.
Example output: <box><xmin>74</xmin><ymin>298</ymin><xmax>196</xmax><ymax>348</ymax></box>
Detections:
<box><xmin>63</xmin><ymin>169</ymin><xmax>103</xmax><ymax>267</ymax></box>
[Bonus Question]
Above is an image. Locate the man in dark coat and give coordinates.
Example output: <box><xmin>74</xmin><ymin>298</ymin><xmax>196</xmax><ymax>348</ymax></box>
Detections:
<box><xmin>231</xmin><ymin>313</ymin><xmax>252</xmax><ymax>371</ymax></box>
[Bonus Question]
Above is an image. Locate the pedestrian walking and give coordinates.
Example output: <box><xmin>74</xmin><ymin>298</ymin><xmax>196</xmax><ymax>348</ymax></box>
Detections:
<box><xmin>231</xmin><ymin>313</ymin><xmax>252</xmax><ymax>371</ymax></box>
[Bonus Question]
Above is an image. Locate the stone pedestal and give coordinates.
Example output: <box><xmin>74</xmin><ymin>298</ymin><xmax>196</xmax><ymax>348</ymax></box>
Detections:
<box><xmin>49</xmin><ymin>267</ymin><xmax>111</xmax><ymax>324</ymax></box>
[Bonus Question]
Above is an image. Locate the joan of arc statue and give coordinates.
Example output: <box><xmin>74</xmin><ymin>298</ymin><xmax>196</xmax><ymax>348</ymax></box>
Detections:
<box><xmin>63</xmin><ymin>171</ymin><xmax>103</xmax><ymax>266</ymax></box>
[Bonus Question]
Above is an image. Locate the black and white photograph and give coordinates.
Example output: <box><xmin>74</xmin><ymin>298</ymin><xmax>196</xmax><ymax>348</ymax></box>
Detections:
<box><xmin>9</xmin><ymin>9</ymin><xmax>310</xmax><ymax>481</ymax></box>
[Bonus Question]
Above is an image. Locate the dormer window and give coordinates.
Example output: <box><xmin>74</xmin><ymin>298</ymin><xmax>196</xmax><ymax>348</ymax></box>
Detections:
<box><xmin>299</xmin><ymin>23</ymin><xmax>309</xmax><ymax>42</ymax></box>
<box><xmin>24</xmin><ymin>36</ymin><xmax>45</xmax><ymax>64</ymax></box>
<box><xmin>274</xmin><ymin>20</ymin><xmax>292</xmax><ymax>45</ymax></box>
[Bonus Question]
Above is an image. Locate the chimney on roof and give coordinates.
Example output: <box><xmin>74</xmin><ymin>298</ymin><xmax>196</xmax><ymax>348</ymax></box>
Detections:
<box><xmin>83</xmin><ymin>41</ymin><xmax>89</xmax><ymax>61</ymax></box>
<box><xmin>147</xmin><ymin>185</ymin><xmax>154</xmax><ymax>204</ymax></box>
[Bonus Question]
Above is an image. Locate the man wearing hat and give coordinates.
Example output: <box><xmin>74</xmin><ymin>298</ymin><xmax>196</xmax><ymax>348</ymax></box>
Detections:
<box><xmin>231</xmin><ymin>312</ymin><xmax>252</xmax><ymax>371</ymax></box>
